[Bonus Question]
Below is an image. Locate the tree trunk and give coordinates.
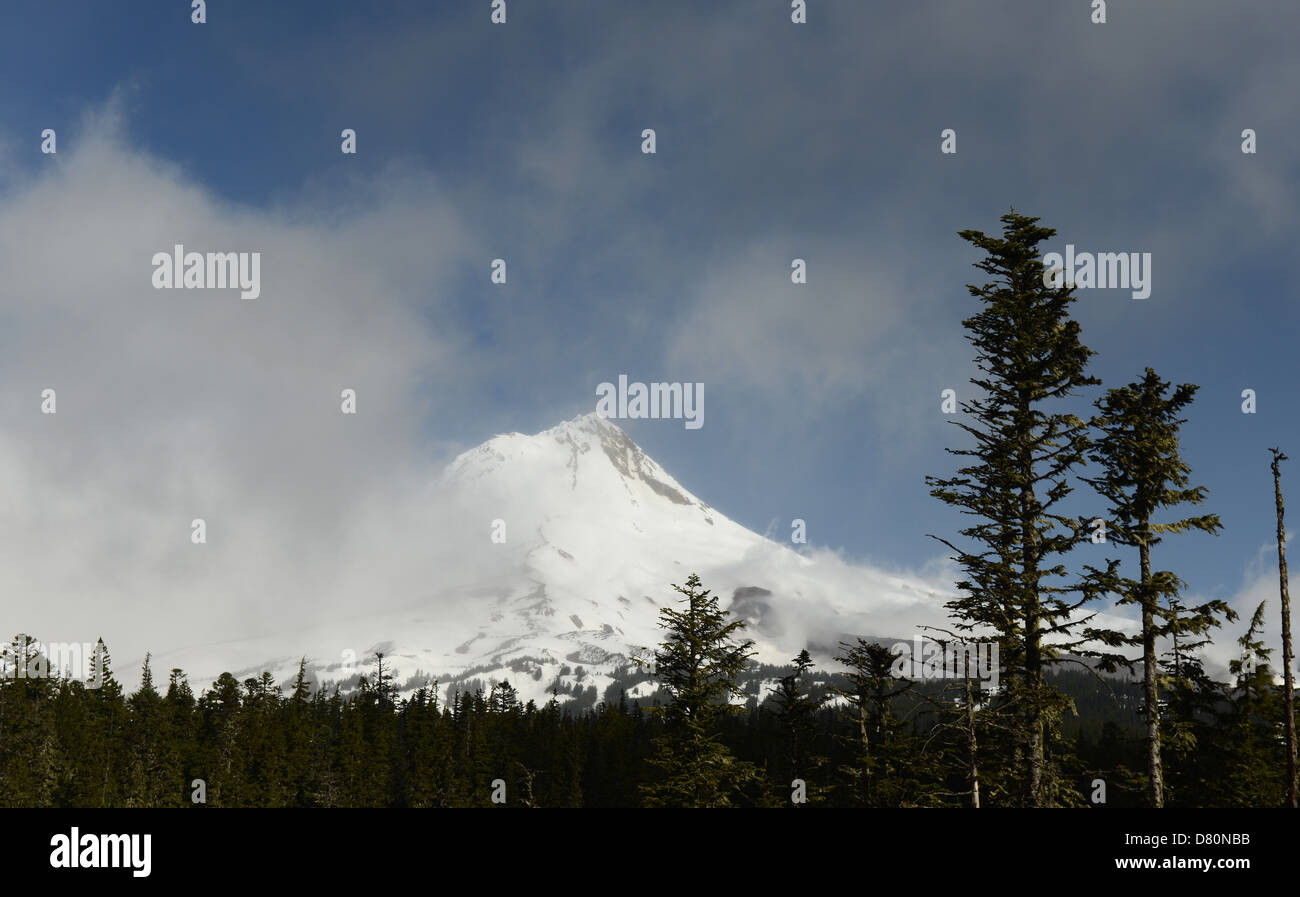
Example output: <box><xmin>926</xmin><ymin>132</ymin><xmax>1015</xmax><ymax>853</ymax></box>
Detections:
<box><xmin>1025</xmin><ymin>620</ymin><xmax>1042</xmax><ymax>807</ymax></box>
<box><xmin>966</xmin><ymin>673</ymin><xmax>980</xmax><ymax>809</ymax></box>
<box><xmin>1140</xmin><ymin>535</ymin><xmax>1163</xmax><ymax>807</ymax></box>
<box><xmin>1021</xmin><ymin>434</ymin><xmax>1044</xmax><ymax>808</ymax></box>
<box><xmin>1272</xmin><ymin>450</ymin><xmax>1297</xmax><ymax>808</ymax></box>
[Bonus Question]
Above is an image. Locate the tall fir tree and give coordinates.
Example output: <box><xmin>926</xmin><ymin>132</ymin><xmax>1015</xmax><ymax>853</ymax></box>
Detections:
<box><xmin>640</xmin><ymin>573</ymin><xmax>761</xmax><ymax>807</ymax></box>
<box><xmin>927</xmin><ymin>211</ymin><xmax>1101</xmax><ymax>806</ymax></box>
<box><xmin>87</xmin><ymin>639</ymin><xmax>127</xmax><ymax>807</ymax></box>
<box><xmin>1081</xmin><ymin>368</ymin><xmax>1232</xmax><ymax>807</ymax></box>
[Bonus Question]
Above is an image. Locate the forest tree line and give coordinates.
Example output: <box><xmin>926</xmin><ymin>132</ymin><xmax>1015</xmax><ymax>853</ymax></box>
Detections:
<box><xmin>0</xmin><ymin>607</ymin><xmax>1289</xmax><ymax>808</ymax></box>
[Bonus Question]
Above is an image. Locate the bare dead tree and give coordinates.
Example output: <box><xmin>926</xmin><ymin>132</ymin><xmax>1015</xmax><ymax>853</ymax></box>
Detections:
<box><xmin>1271</xmin><ymin>448</ymin><xmax>1297</xmax><ymax>808</ymax></box>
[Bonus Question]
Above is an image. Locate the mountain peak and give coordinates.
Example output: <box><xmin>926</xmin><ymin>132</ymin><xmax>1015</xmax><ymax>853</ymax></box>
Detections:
<box><xmin>444</xmin><ymin>412</ymin><xmax>707</xmax><ymax>517</ymax></box>
<box><xmin>546</xmin><ymin>411</ymin><xmax>627</xmax><ymax>440</ymax></box>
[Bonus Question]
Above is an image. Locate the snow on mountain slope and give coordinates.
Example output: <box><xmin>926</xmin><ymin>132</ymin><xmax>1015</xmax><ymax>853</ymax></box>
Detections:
<box><xmin>152</xmin><ymin>413</ymin><xmax>955</xmax><ymax>707</ymax></box>
<box><xmin>440</xmin><ymin>414</ymin><xmax>778</xmax><ymax>642</ymax></box>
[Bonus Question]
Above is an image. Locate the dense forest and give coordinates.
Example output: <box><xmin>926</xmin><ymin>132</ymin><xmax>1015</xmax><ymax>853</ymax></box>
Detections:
<box><xmin>0</xmin><ymin>610</ymin><xmax>1290</xmax><ymax>808</ymax></box>
<box><xmin>3</xmin><ymin>212</ymin><xmax>1296</xmax><ymax>809</ymax></box>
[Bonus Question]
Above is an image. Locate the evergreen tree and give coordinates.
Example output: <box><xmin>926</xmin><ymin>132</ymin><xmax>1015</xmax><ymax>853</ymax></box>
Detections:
<box><xmin>772</xmin><ymin>649</ymin><xmax>827</xmax><ymax>802</ymax></box>
<box><xmin>0</xmin><ymin>635</ymin><xmax>60</xmax><ymax>806</ymax></box>
<box><xmin>86</xmin><ymin>639</ymin><xmax>127</xmax><ymax>807</ymax></box>
<box><xmin>337</xmin><ymin>656</ymin><xmax>398</xmax><ymax>806</ymax></box>
<box><xmin>371</xmin><ymin>652</ymin><xmax>398</xmax><ymax>710</ymax></box>
<box><xmin>914</xmin><ymin>628</ymin><xmax>999</xmax><ymax>809</ymax></box>
<box><xmin>927</xmin><ymin>211</ymin><xmax>1102</xmax><ymax>806</ymax></box>
<box><xmin>237</xmin><ymin>671</ymin><xmax>288</xmax><ymax>806</ymax></box>
<box><xmin>640</xmin><ymin>573</ymin><xmax>760</xmax><ymax>807</ymax></box>
<box><xmin>1164</xmin><ymin>603</ymin><xmax>1287</xmax><ymax>807</ymax></box>
<box><xmin>1081</xmin><ymin>368</ymin><xmax>1232</xmax><ymax>807</ymax></box>
<box><xmin>1217</xmin><ymin>603</ymin><xmax>1286</xmax><ymax>805</ymax></box>
<box><xmin>1159</xmin><ymin>647</ymin><xmax>1221</xmax><ymax>806</ymax></box>
<box><xmin>124</xmin><ymin>653</ymin><xmax>182</xmax><ymax>806</ymax></box>
<box><xmin>164</xmin><ymin>669</ymin><xmax>199</xmax><ymax>805</ymax></box>
<box><xmin>283</xmin><ymin>659</ymin><xmax>317</xmax><ymax>806</ymax></box>
<box><xmin>489</xmin><ymin>680</ymin><xmax>519</xmax><ymax>715</ymax></box>
<box><xmin>833</xmin><ymin>639</ymin><xmax>916</xmax><ymax>806</ymax></box>
<box><xmin>199</xmin><ymin>672</ymin><xmax>244</xmax><ymax>805</ymax></box>
<box><xmin>309</xmin><ymin>686</ymin><xmax>344</xmax><ymax>807</ymax></box>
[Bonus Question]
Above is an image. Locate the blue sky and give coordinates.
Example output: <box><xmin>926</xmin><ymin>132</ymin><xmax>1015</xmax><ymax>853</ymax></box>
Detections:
<box><xmin>1</xmin><ymin>1</ymin><xmax>1298</xmax><ymax>664</ymax></box>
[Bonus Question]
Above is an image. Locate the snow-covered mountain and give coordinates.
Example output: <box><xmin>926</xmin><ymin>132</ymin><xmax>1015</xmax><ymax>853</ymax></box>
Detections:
<box><xmin>151</xmin><ymin>413</ymin><xmax>954</xmax><ymax>706</ymax></box>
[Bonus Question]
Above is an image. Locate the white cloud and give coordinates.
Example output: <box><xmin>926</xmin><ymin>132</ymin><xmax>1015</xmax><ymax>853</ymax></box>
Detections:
<box><xmin>0</xmin><ymin>108</ymin><xmax>479</xmax><ymax>673</ymax></box>
<box><xmin>1193</xmin><ymin>536</ymin><xmax>1295</xmax><ymax>679</ymax></box>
